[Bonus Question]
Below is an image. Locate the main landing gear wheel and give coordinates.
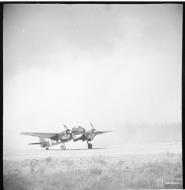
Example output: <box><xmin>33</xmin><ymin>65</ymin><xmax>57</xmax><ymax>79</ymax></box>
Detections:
<box><xmin>60</xmin><ymin>144</ymin><xmax>66</xmax><ymax>150</ymax></box>
<box><xmin>46</xmin><ymin>147</ymin><xmax>49</xmax><ymax>150</ymax></box>
<box><xmin>87</xmin><ymin>143</ymin><xmax>92</xmax><ymax>149</ymax></box>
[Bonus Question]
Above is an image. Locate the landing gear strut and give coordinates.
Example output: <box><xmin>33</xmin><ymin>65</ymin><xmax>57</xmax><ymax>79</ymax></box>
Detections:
<box><xmin>46</xmin><ymin>141</ymin><xmax>50</xmax><ymax>150</ymax></box>
<box><xmin>87</xmin><ymin>142</ymin><xmax>92</xmax><ymax>149</ymax></box>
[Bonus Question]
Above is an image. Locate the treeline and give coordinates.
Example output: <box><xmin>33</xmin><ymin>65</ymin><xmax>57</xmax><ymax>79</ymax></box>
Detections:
<box><xmin>119</xmin><ymin>122</ymin><xmax>181</xmax><ymax>143</ymax></box>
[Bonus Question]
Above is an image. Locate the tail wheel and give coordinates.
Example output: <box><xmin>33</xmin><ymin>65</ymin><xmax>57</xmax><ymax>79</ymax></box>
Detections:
<box><xmin>87</xmin><ymin>143</ymin><xmax>92</xmax><ymax>149</ymax></box>
<box><xmin>60</xmin><ymin>144</ymin><xmax>66</xmax><ymax>150</ymax></box>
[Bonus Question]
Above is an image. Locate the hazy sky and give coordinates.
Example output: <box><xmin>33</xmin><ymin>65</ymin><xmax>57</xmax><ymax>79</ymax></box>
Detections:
<box><xmin>4</xmin><ymin>4</ymin><xmax>182</xmax><ymax>149</ymax></box>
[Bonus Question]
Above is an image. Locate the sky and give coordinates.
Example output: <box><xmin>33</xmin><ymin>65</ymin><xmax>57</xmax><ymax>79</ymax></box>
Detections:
<box><xmin>3</xmin><ymin>4</ymin><xmax>182</xmax><ymax>150</ymax></box>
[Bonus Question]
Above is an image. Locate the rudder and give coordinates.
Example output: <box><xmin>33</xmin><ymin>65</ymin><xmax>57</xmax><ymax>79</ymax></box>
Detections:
<box><xmin>39</xmin><ymin>137</ymin><xmax>48</xmax><ymax>148</ymax></box>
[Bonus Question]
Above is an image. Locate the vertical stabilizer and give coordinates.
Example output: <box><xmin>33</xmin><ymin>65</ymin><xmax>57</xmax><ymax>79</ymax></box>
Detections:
<box><xmin>39</xmin><ymin>137</ymin><xmax>45</xmax><ymax>143</ymax></box>
<box><xmin>39</xmin><ymin>137</ymin><xmax>47</xmax><ymax>147</ymax></box>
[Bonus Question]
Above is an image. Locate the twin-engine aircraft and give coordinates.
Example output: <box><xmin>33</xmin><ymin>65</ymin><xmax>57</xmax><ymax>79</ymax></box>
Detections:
<box><xmin>21</xmin><ymin>123</ymin><xmax>111</xmax><ymax>150</ymax></box>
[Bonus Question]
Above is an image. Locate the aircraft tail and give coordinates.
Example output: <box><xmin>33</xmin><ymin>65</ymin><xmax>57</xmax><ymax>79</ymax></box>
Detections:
<box><xmin>39</xmin><ymin>137</ymin><xmax>48</xmax><ymax>148</ymax></box>
<box><xmin>27</xmin><ymin>137</ymin><xmax>49</xmax><ymax>148</ymax></box>
<box><xmin>39</xmin><ymin>137</ymin><xmax>45</xmax><ymax>143</ymax></box>
<box><xmin>28</xmin><ymin>137</ymin><xmax>48</xmax><ymax>147</ymax></box>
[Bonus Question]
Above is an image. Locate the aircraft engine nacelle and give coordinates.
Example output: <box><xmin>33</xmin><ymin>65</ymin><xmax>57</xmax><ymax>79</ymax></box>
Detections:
<box><xmin>60</xmin><ymin>135</ymin><xmax>68</xmax><ymax>141</ymax></box>
<box><xmin>87</xmin><ymin>133</ymin><xmax>96</xmax><ymax>142</ymax></box>
<box><xmin>59</xmin><ymin>133</ymin><xmax>71</xmax><ymax>142</ymax></box>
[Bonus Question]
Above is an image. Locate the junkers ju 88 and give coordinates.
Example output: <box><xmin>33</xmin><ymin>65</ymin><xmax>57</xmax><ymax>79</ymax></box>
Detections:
<box><xmin>21</xmin><ymin>123</ymin><xmax>111</xmax><ymax>150</ymax></box>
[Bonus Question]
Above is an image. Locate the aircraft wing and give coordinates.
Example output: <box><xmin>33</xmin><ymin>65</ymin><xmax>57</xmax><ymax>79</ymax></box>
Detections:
<box><xmin>21</xmin><ymin>132</ymin><xmax>58</xmax><ymax>139</ymax></box>
<box><xmin>95</xmin><ymin>131</ymin><xmax>112</xmax><ymax>135</ymax></box>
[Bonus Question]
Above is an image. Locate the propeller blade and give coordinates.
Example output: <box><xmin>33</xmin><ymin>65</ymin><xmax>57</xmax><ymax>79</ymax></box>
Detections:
<box><xmin>63</xmin><ymin>124</ymin><xmax>68</xmax><ymax>130</ymax></box>
<box><xmin>63</xmin><ymin>124</ymin><xmax>72</xmax><ymax>135</ymax></box>
<box><xmin>90</xmin><ymin>122</ymin><xmax>95</xmax><ymax>129</ymax></box>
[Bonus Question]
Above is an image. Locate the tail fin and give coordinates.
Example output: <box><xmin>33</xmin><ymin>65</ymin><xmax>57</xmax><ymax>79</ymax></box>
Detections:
<box><xmin>39</xmin><ymin>137</ymin><xmax>45</xmax><ymax>143</ymax></box>
<box><xmin>39</xmin><ymin>137</ymin><xmax>48</xmax><ymax>148</ymax></box>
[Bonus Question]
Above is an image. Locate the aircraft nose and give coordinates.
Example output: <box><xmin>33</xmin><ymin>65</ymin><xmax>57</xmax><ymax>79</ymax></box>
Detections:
<box><xmin>72</xmin><ymin>127</ymin><xmax>77</xmax><ymax>133</ymax></box>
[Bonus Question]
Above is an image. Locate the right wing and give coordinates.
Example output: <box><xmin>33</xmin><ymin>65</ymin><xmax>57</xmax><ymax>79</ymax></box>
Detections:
<box><xmin>21</xmin><ymin>132</ymin><xmax>59</xmax><ymax>140</ymax></box>
<box><xmin>95</xmin><ymin>131</ymin><xmax>112</xmax><ymax>135</ymax></box>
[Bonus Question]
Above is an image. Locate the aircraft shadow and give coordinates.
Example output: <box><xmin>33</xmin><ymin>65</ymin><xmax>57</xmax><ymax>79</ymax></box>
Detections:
<box><xmin>48</xmin><ymin>148</ymin><xmax>106</xmax><ymax>151</ymax></box>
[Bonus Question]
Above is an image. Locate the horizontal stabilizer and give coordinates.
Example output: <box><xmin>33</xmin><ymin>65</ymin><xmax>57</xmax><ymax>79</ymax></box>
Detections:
<box><xmin>29</xmin><ymin>142</ymin><xmax>43</xmax><ymax>145</ymax></box>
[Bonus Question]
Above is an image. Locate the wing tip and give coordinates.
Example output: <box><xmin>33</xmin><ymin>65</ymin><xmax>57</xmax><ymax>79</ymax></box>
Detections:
<box><xmin>20</xmin><ymin>132</ymin><xmax>34</xmax><ymax>135</ymax></box>
<box><xmin>103</xmin><ymin>131</ymin><xmax>112</xmax><ymax>133</ymax></box>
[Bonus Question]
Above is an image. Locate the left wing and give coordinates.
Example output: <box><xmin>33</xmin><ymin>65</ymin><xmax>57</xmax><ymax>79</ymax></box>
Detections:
<box><xmin>21</xmin><ymin>132</ymin><xmax>59</xmax><ymax>140</ymax></box>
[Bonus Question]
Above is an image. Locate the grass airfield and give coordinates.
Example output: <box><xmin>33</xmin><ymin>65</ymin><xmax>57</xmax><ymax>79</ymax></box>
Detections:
<box><xmin>3</xmin><ymin>142</ymin><xmax>182</xmax><ymax>190</ymax></box>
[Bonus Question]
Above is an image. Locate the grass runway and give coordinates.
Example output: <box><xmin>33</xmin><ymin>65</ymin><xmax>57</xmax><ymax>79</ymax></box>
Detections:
<box><xmin>3</xmin><ymin>145</ymin><xmax>182</xmax><ymax>190</ymax></box>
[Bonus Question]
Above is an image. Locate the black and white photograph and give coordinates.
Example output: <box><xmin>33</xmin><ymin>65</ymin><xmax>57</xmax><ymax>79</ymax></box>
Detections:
<box><xmin>3</xmin><ymin>3</ymin><xmax>182</xmax><ymax>190</ymax></box>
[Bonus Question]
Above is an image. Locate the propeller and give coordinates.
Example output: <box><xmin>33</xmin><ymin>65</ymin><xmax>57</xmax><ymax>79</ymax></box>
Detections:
<box><xmin>90</xmin><ymin>122</ymin><xmax>94</xmax><ymax>129</ymax></box>
<box><xmin>90</xmin><ymin>122</ymin><xmax>96</xmax><ymax>132</ymax></box>
<box><xmin>63</xmin><ymin>124</ymin><xmax>71</xmax><ymax>134</ymax></box>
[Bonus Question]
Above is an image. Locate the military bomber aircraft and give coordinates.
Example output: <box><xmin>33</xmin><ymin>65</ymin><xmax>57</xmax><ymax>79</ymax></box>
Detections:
<box><xmin>21</xmin><ymin>123</ymin><xmax>111</xmax><ymax>150</ymax></box>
